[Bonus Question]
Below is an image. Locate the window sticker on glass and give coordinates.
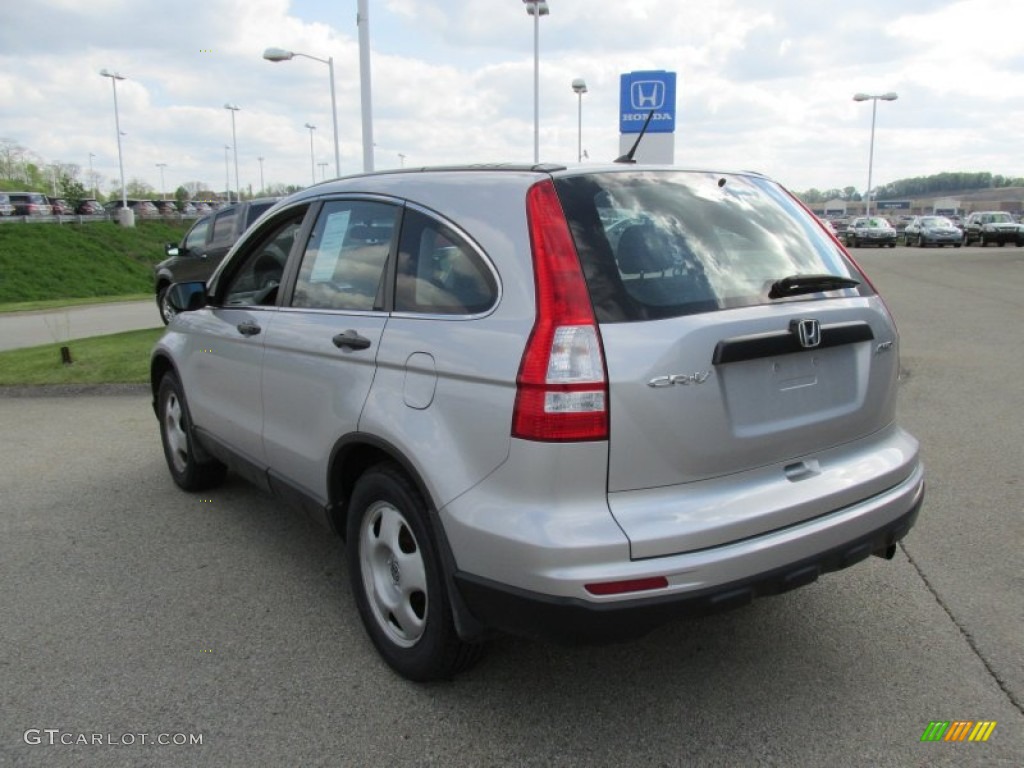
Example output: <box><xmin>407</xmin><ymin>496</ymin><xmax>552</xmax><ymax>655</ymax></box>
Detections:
<box><xmin>310</xmin><ymin>210</ymin><xmax>351</xmax><ymax>282</ymax></box>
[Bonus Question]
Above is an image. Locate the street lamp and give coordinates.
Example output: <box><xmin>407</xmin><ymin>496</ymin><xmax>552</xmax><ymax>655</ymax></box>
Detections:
<box><xmin>318</xmin><ymin>161</ymin><xmax>328</xmax><ymax>181</ymax></box>
<box><xmin>572</xmin><ymin>78</ymin><xmax>587</xmax><ymax>163</ymax></box>
<box><xmin>156</xmin><ymin>162</ymin><xmax>167</xmax><ymax>200</ymax></box>
<box><xmin>224</xmin><ymin>104</ymin><xmax>240</xmax><ymax>202</ymax></box>
<box><xmin>523</xmin><ymin>0</ymin><xmax>550</xmax><ymax>163</ymax></box>
<box><xmin>99</xmin><ymin>68</ymin><xmax>131</xmax><ymax>225</ymax></box>
<box><xmin>852</xmin><ymin>92</ymin><xmax>898</xmax><ymax>216</ymax></box>
<box><xmin>88</xmin><ymin>152</ymin><xmax>96</xmax><ymax>197</ymax></box>
<box><xmin>223</xmin><ymin>145</ymin><xmax>231</xmax><ymax>203</ymax></box>
<box><xmin>257</xmin><ymin>156</ymin><xmax>265</xmax><ymax>194</ymax></box>
<box><xmin>304</xmin><ymin>123</ymin><xmax>317</xmax><ymax>185</ymax></box>
<box><xmin>264</xmin><ymin>47</ymin><xmax>341</xmax><ymax>177</ymax></box>
<box><xmin>397</xmin><ymin>152</ymin><xmax>406</xmax><ymax>168</ymax></box>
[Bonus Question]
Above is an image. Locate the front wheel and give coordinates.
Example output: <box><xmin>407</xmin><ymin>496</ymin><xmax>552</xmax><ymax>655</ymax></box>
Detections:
<box><xmin>158</xmin><ymin>373</ymin><xmax>226</xmax><ymax>491</ymax></box>
<box><xmin>347</xmin><ymin>464</ymin><xmax>483</xmax><ymax>681</ymax></box>
<box><xmin>157</xmin><ymin>284</ymin><xmax>176</xmax><ymax>325</ymax></box>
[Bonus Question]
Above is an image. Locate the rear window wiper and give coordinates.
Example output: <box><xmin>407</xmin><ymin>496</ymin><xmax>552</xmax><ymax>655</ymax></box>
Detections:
<box><xmin>768</xmin><ymin>274</ymin><xmax>860</xmax><ymax>299</ymax></box>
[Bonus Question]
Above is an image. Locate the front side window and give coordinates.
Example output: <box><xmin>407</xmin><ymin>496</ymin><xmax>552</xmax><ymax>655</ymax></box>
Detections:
<box><xmin>291</xmin><ymin>200</ymin><xmax>397</xmax><ymax>311</ymax></box>
<box><xmin>184</xmin><ymin>218</ymin><xmax>210</xmax><ymax>253</ymax></box>
<box><xmin>210</xmin><ymin>209</ymin><xmax>237</xmax><ymax>244</ymax></box>
<box><xmin>395</xmin><ymin>209</ymin><xmax>497</xmax><ymax>315</ymax></box>
<box><xmin>220</xmin><ymin>210</ymin><xmax>307</xmax><ymax>308</ymax></box>
<box><xmin>556</xmin><ymin>171</ymin><xmax>869</xmax><ymax>323</ymax></box>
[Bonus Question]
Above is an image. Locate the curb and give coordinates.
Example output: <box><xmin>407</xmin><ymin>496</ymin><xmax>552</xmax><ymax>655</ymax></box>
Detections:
<box><xmin>0</xmin><ymin>383</ymin><xmax>149</xmax><ymax>398</ymax></box>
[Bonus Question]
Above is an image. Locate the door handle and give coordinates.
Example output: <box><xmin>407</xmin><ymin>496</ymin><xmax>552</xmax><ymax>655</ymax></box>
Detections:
<box><xmin>236</xmin><ymin>322</ymin><xmax>261</xmax><ymax>337</ymax></box>
<box><xmin>332</xmin><ymin>330</ymin><xmax>372</xmax><ymax>350</ymax></box>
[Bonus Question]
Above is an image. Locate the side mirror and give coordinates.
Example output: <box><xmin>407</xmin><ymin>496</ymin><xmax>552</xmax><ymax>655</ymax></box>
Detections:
<box><xmin>165</xmin><ymin>243</ymin><xmax>180</xmax><ymax>257</ymax></box>
<box><xmin>166</xmin><ymin>281</ymin><xmax>208</xmax><ymax>313</ymax></box>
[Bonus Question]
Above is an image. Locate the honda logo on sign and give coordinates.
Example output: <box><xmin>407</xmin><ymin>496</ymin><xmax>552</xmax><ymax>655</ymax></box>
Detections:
<box><xmin>630</xmin><ymin>81</ymin><xmax>665</xmax><ymax>110</ymax></box>
<box><xmin>792</xmin><ymin>318</ymin><xmax>822</xmax><ymax>349</ymax></box>
<box><xmin>620</xmin><ymin>70</ymin><xmax>676</xmax><ymax>134</ymax></box>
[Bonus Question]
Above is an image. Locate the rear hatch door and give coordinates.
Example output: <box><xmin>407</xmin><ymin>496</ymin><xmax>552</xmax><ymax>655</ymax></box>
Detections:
<box><xmin>555</xmin><ymin>170</ymin><xmax>904</xmax><ymax>555</ymax></box>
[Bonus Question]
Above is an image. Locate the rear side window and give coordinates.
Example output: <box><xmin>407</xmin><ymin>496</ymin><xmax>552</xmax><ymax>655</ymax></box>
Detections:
<box><xmin>291</xmin><ymin>200</ymin><xmax>398</xmax><ymax>312</ymax></box>
<box><xmin>246</xmin><ymin>202</ymin><xmax>274</xmax><ymax>227</ymax></box>
<box><xmin>555</xmin><ymin>171</ymin><xmax>868</xmax><ymax>323</ymax></box>
<box><xmin>395</xmin><ymin>208</ymin><xmax>497</xmax><ymax>315</ymax></box>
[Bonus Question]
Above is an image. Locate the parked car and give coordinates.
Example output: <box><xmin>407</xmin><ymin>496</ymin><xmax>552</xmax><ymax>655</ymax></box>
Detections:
<box><xmin>178</xmin><ymin>201</ymin><xmax>197</xmax><ymax>215</ymax></box>
<box><xmin>152</xmin><ymin>164</ymin><xmax>924</xmax><ymax>681</ymax></box>
<box><xmin>0</xmin><ymin>193</ymin><xmax>14</xmax><ymax>217</ymax></box>
<box><xmin>153</xmin><ymin>197</ymin><xmax>279</xmax><ymax>323</ymax></box>
<box><xmin>193</xmin><ymin>202</ymin><xmax>212</xmax><ymax>214</ymax></box>
<box><xmin>962</xmin><ymin>211</ymin><xmax>1024</xmax><ymax>247</ymax></box>
<box><xmin>47</xmin><ymin>197</ymin><xmax>74</xmax><ymax>215</ymax></box>
<box><xmin>106</xmin><ymin>199</ymin><xmax>160</xmax><ymax>218</ymax></box>
<box><xmin>8</xmin><ymin>192</ymin><xmax>53</xmax><ymax>216</ymax></box>
<box><xmin>154</xmin><ymin>200</ymin><xmax>179</xmax><ymax>215</ymax></box>
<box><xmin>843</xmin><ymin>216</ymin><xmax>898</xmax><ymax>248</ymax></box>
<box><xmin>76</xmin><ymin>199</ymin><xmax>105</xmax><ymax>215</ymax></box>
<box><xmin>902</xmin><ymin>215</ymin><xmax>962</xmax><ymax>248</ymax></box>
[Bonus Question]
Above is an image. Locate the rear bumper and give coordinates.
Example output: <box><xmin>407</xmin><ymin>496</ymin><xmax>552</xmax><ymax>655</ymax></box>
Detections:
<box><xmin>451</xmin><ymin>465</ymin><xmax>924</xmax><ymax>644</ymax></box>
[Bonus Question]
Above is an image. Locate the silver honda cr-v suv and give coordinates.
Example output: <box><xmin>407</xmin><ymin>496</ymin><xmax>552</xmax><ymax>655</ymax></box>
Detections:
<box><xmin>152</xmin><ymin>164</ymin><xmax>924</xmax><ymax>680</ymax></box>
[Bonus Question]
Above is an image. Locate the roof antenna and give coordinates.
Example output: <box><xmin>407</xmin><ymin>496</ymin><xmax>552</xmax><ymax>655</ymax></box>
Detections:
<box><xmin>614</xmin><ymin>109</ymin><xmax>655</xmax><ymax>164</ymax></box>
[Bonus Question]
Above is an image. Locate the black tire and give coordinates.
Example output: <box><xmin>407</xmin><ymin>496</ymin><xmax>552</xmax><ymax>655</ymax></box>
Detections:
<box><xmin>347</xmin><ymin>464</ymin><xmax>484</xmax><ymax>681</ymax></box>
<box><xmin>157</xmin><ymin>373</ymin><xmax>226</xmax><ymax>491</ymax></box>
<box><xmin>157</xmin><ymin>284</ymin><xmax>176</xmax><ymax>326</ymax></box>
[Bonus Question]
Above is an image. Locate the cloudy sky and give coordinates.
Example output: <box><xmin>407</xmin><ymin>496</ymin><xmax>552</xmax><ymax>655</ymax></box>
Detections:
<box><xmin>2</xmin><ymin>0</ymin><xmax>1022</xmax><ymax>198</ymax></box>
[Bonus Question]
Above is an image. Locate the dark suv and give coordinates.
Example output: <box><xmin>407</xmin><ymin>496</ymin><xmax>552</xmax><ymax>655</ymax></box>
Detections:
<box><xmin>962</xmin><ymin>211</ymin><xmax>1023</xmax><ymax>247</ymax></box>
<box><xmin>154</xmin><ymin>198</ymin><xmax>279</xmax><ymax>323</ymax></box>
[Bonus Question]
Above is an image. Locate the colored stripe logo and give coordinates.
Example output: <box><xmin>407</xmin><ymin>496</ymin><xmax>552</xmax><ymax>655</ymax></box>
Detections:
<box><xmin>921</xmin><ymin>721</ymin><xmax>996</xmax><ymax>742</ymax></box>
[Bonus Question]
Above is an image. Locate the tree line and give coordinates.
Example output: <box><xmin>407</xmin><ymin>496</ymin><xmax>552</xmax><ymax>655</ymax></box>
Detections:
<box><xmin>796</xmin><ymin>172</ymin><xmax>1024</xmax><ymax>204</ymax></box>
<box><xmin>0</xmin><ymin>137</ymin><xmax>301</xmax><ymax>209</ymax></box>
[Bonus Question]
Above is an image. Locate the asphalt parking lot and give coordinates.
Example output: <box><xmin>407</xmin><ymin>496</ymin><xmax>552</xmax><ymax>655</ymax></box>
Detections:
<box><xmin>1</xmin><ymin>245</ymin><xmax>1021</xmax><ymax>767</ymax></box>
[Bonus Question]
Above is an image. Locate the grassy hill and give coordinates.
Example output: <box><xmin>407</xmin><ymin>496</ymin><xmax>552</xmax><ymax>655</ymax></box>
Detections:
<box><xmin>0</xmin><ymin>219</ymin><xmax>189</xmax><ymax>305</ymax></box>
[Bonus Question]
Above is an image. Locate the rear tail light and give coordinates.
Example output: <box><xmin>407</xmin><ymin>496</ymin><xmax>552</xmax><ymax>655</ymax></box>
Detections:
<box><xmin>512</xmin><ymin>180</ymin><xmax>609</xmax><ymax>442</ymax></box>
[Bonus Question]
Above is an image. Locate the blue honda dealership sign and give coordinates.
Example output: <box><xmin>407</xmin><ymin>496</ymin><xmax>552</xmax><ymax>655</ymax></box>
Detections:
<box><xmin>620</xmin><ymin>70</ymin><xmax>676</xmax><ymax>134</ymax></box>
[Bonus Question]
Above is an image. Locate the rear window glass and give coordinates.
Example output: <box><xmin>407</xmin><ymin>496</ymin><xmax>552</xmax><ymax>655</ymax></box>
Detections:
<box><xmin>554</xmin><ymin>171</ymin><xmax>869</xmax><ymax>323</ymax></box>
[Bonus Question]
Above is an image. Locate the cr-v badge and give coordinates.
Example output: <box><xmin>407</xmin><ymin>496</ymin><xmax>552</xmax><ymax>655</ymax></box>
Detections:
<box><xmin>648</xmin><ymin>371</ymin><xmax>711</xmax><ymax>387</ymax></box>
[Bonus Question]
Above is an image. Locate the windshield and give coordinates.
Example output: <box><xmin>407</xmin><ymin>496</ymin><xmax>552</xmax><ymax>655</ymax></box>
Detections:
<box><xmin>990</xmin><ymin>213</ymin><xmax>1014</xmax><ymax>223</ymax></box>
<box><xmin>920</xmin><ymin>217</ymin><xmax>951</xmax><ymax>227</ymax></box>
<box><xmin>554</xmin><ymin>170</ymin><xmax>869</xmax><ymax>323</ymax></box>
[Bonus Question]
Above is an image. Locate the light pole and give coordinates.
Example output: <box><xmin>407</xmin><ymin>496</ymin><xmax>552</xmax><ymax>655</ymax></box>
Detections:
<box><xmin>224</xmin><ymin>104</ymin><xmax>240</xmax><ymax>202</ymax></box>
<box><xmin>356</xmin><ymin>0</ymin><xmax>374</xmax><ymax>172</ymax></box>
<box><xmin>99</xmin><ymin>68</ymin><xmax>131</xmax><ymax>225</ymax></box>
<box><xmin>88</xmin><ymin>152</ymin><xmax>96</xmax><ymax>197</ymax></box>
<box><xmin>223</xmin><ymin>145</ymin><xmax>231</xmax><ymax>203</ymax></box>
<box><xmin>572</xmin><ymin>78</ymin><xmax>587</xmax><ymax>163</ymax></box>
<box><xmin>318</xmin><ymin>161</ymin><xmax>328</xmax><ymax>181</ymax></box>
<box><xmin>156</xmin><ymin>162</ymin><xmax>167</xmax><ymax>199</ymax></box>
<box><xmin>264</xmin><ymin>48</ymin><xmax>341</xmax><ymax>177</ymax></box>
<box><xmin>257</xmin><ymin>156</ymin><xmax>265</xmax><ymax>194</ymax></box>
<box><xmin>304</xmin><ymin>123</ymin><xmax>317</xmax><ymax>185</ymax></box>
<box><xmin>853</xmin><ymin>92</ymin><xmax>898</xmax><ymax>216</ymax></box>
<box><xmin>523</xmin><ymin>0</ymin><xmax>549</xmax><ymax>163</ymax></box>
<box><xmin>397</xmin><ymin>152</ymin><xmax>406</xmax><ymax>168</ymax></box>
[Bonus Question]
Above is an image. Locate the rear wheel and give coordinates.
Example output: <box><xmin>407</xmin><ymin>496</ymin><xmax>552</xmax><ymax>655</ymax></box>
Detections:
<box><xmin>158</xmin><ymin>373</ymin><xmax>226</xmax><ymax>491</ymax></box>
<box><xmin>347</xmin><ymin>464</ymin><xmax>484</xmax><ymax>681</ymax></box>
